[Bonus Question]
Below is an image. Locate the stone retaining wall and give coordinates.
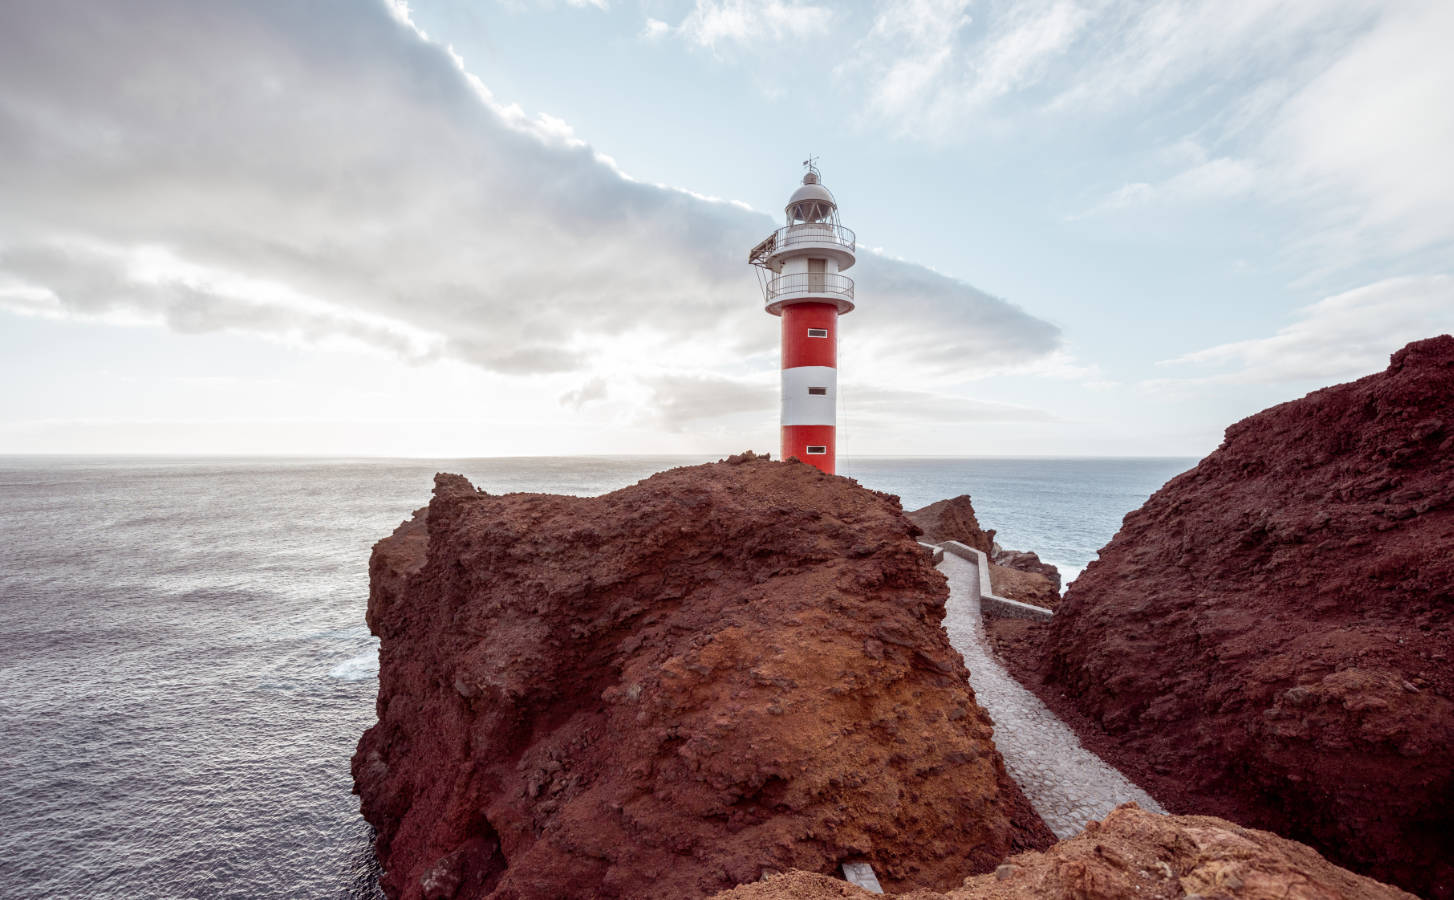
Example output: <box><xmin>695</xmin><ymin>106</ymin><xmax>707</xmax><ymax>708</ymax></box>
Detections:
<box><xmin>940</xmin><ymin>541</ymin><xmax>1054</xmax><ymax>621</ymax></box>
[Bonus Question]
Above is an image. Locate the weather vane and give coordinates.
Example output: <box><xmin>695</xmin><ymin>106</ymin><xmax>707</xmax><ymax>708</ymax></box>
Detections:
<box><xmin>802</xmin><ymin>155</ymin><xmax>820</xmax><ymax>177</ymax></box>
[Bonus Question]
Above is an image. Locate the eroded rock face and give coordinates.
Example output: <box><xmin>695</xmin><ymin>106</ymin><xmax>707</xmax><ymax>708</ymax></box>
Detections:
<box><xmin>1044</xmin><ymin>336</ymin><xmax>1454</xmax><ymax>898</ymax></box>
<box><xmin>986</xmin><ymin>564</ymin><xmax>1059</xmax><ymax>611</ymax></box>
<box><xmin>906</xmin><ymin>496</ymin><xmax>995</xmax><ymax>555</ymax></box>
<box><xmin>354</xmin><ymin>457</ymin><xmax>1052</xmax><ymax>900</ymax></box>
<box><xmin>991</xmin><ymin>547</ymin><xmax>1061</xmax><ymax>593</ymax></box>
<box><xmin>709</xmin><ymin>804</ymin><xmax>1416</xmax><ymax>900</ymax></box>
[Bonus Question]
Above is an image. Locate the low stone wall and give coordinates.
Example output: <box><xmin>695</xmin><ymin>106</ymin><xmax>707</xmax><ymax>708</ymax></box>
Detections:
<box><xmin>917</xmin><ymin>541</ymin><xmax>945</xmax><ymax>564</ymax></box>
<box><xmin>940</xmin><ymin>541</ymin><xmax>1054</xmax><ymax>621</ymax></box>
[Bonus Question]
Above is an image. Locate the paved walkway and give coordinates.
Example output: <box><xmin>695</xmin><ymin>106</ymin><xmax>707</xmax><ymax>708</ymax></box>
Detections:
<box><xmin>937</xmin><ymin>552</ymin><xmax>1164</xmax><ymax>838</ymax></box>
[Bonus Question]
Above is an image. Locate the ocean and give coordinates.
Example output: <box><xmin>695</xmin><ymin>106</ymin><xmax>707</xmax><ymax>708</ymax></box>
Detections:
<box><xmin>0</xmin><ymin>455</ymin><xmax>1193</xmax><ymax>899</ymax></box>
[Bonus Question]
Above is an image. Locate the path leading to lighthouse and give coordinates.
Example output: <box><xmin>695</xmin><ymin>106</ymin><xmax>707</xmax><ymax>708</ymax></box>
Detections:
<box><xmin>936</xmin><ymin>551</ymin><xmax>1165</xmax><ymax>838</ymax></box>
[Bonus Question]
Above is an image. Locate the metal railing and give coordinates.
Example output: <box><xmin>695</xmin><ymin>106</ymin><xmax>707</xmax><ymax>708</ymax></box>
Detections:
<box><xmin>767</xmin><ymin>272</ymin><xmax>855</xmax><ymax>302</ymax></box>
<box><xmin>771</xmin><ymin>222</ymin><xmax>856</xmax><ymax>253</ymax></box>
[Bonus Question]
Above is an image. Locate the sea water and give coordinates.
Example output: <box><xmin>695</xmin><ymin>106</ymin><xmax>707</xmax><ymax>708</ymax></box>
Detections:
<box><xmin>0</xmin><ymin>455</ymin><xmax>1192</xmax><ymax>898</ymax></box>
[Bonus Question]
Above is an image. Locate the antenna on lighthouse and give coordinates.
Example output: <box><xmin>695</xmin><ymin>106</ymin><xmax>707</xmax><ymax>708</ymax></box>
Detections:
<box><xmin>802</xmin><ymin>155</ymin><xmax>820</xmax><ymax>179</ymax></box>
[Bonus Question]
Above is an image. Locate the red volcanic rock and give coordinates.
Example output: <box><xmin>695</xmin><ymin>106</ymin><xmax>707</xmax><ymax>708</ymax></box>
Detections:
<box><xmin>353</xmin><ymin>457</ymin><xmax>1052</xmax><ymax>900</ymax></box>
<box><xmin>906</xmin><ymin>496</ymin><xmax>995</xmax><ymax>555</ymax></box>
<box><xmin>907</xmin><ymin>497</ymin><xmax>1059</xmax><ymax>608</ymax></box>
<box><xmin>991</xmin><ymin>548</ymin><xmax>1061</xmax><ymax>593</ymax></box>
<box><xmin>710</xmin><ymin>804</ymin><xmax>1416</xmax><ymax>900</ymax></box>
<box><xmin>1043</xmin><ymin>337</ymin><xmax>1454</xmax><ymax>898</ymax></box>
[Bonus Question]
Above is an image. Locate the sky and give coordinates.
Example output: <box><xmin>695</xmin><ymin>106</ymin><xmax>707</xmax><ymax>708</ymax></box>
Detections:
<box><xmin>1</xmin><ymin>0</ymin><xmax>1451</xmax><ymax>458</ymax></box>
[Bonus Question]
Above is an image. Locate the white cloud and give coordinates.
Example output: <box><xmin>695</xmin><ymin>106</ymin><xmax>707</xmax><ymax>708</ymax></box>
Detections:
<box><xmin>675</xmin><ymin>0</ymin><xmax>833</xmax><ymax>49</ymax></box>
<box><xmin>1074</xmin><ymin>153</ymin><xmax>1257</xmax><ymax>219</ymax></box>
<box><xmin>850</xmin><ymin>0</ymin><xmax>1093</xmax><ymax>138</ymax></box>
<box><xmin>641</xmin><ymin>17</ymin><xmax>671</xmax><ymax>40</ymax></box>
<box><xmin>1158</xmin><ymin>275</ymin><xmax>1454</xmax><ymax>384</ymax></box>
<box><xmin>0</xmin><ymin>0</ymin><xmax>1060</xmax><ymax>395</ymax></box>
<box><xmin>1269</xmin><ymin>1</ymin><xmax>1454</xmax><ymax>261</ymax></box>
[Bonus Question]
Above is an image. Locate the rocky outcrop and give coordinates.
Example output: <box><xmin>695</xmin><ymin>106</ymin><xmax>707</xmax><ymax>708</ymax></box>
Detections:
<box><xmin>991</xmin><ymin>546</ymin><xmax>1061</xmax><ymax>593</ymax></box>
<box><xmin>354</xmin><ymin>456</ymin><xmax>1053</xmax><ymax>900</ymax></box>
<box><xmin>709</xmin><ymin>804</ymin><xmax>1416</xmax><ymax>899</ymax></box>
<box><xmin>907</xmin><ymin>497</ymin><xmax>1059</xmax><ymax>609</ymax></box>
<box><xmin>987</xmin><ymin>565</ymin><xmax>1059</xmax><ymax>611</ymax></box>
<box><xmin>1042</xmin><ymin>337</ymin><xmax>1454</xmax><ymax>898</ymax></box>
<box><xmin>906</xmin><ymin>496</ymin><xmax>995</xmax><ymax>555</ymax></box>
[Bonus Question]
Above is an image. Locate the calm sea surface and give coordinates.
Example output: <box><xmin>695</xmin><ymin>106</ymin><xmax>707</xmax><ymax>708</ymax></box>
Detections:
<box><xmin>0</xmin><ymin>455</ymin><xmax>1193</xmax><ymax>899</ymax></box>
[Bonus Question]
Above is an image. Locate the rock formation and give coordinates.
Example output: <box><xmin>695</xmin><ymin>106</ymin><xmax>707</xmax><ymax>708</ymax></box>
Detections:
<box><xmin>907</xmin><ymin>497</ymin><xmax>1060</xmax><ymax>610</ymax></box>
<box><xmin>986</xmin><ymin>565</ymin><xmax>1059</xmax><ymax>611</ymax></box>
<box><xmin>1042</xmin><ymin>337</ymin><xmax>1454</xmax><ymax>898</ymax></box>
<box><xmin>906</xmin><ymin>495</ymin><xmax>996</xmax><ymax>554</ymax></box>
<box><xmin>708</xmin><ymin>803</ymin><xmax>1416</xmax><ymax>899</ymax></box>
<box><xmin>991</xmin><ymin>546</ymin><xmax>1061</xmax><ymax>593</ymax></box>
<box><xmin>354</xmin><ymin>456</ymin><xmax>1053</xmax><ymax>900</ymax></box>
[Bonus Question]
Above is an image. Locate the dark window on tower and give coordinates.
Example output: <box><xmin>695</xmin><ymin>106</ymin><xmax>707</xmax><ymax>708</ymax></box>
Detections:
<box><xmin>808</xmin><ymin>387</ymin><xmax>827</xmax><ymax>396</ymax></box>
<box><xmin>806</xmin><ymin>445</ymin><xmax>828</xmax><ymax>455</ymax></box>
<box><xmin>807</xmin><ymin>328</ymin><xmax>828</xmax><ymax>338</ymax></box>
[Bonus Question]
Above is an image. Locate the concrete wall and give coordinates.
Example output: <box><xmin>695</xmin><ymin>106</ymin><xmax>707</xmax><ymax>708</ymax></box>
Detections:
<box><xmin>940</xmin><ymin>541</ymin><xmax>1054</xmax><ymax>621</ymax></box>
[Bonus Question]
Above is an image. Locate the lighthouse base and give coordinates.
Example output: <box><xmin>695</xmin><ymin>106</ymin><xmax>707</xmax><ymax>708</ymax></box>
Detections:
<box><xmin>782</xmin><ymin>425</ymin><xmax>835</xmax><ymax>474</ymax></box>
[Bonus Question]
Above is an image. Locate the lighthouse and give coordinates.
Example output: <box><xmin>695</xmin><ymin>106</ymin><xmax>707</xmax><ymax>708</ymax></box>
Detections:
<box><xmin>748</xmin><ymin>160</ymin><xmax>856</xmax><ymax>474</ymax></box>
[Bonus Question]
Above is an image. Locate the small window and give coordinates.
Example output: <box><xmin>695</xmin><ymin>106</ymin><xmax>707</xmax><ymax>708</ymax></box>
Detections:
<box><xmin>807</xmin><ymin>328</ymin><xmax>828</xmax><ymax>338</ymax></box>
<box><xmin>805</xmin><ymin>445</ymin><xmax>828</xmax><ymax>455</ymax></box>
<box><xmin>807</xmin><ymin>386</ymin><xmax>827</xmax><ymax>396</ymax></box>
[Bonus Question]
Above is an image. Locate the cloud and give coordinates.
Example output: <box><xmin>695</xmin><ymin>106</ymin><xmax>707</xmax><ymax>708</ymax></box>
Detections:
<box><xmin>0</xmin><ymin>0</ymin><xmax>1060</xmax><ymax>394</ymax></box>
<box><xmin>848</xmin><ymin>0</ymin><xmax>1091</xmax><ymax>138</ymax></box>
<box><xmin>847</xmin><ymin>386</ymin><xmax>1058</xmax><ymax>425</ymax></box>
<box><xmin>675</xmin><ymin>0</ymin><xmax>834</xmax><ymax>49</ymax></box>
<box><xmin>1157</xmin><ymin>275</ymin><xmax>1454</xmax><ymax>384</ymax></box>
<box><xmin>560</xmin><ymin>377</ymin><xmax>608</xmax><ymax>409</ymax></box>
<box><xmin>1073</xmin><ymin>154</ymin><xmax>1258</xmax><ymax>219</ymax></box>
<box><xmin>643</xmin><ymin>373</ymin><xmax>1057</xmax><ymax>434</ymax></box>
<box><xmin>845</xmin><ymin>0</ymin><xmax>1454</xmax><ymax>269</ymax></box>
<box><xmin>646</xmin><ymin>374</ymin><xmax>775</xmax><ymax>430</ymax></box>
<box><xmin>1268</xmin><ymin>1</ymin><xmax>1454</xmax><ymax>261</ymax></box>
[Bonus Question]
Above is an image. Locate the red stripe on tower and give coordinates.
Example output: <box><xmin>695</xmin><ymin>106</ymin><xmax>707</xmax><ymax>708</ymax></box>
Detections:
<box><xmin>747</xmin><ymin>161</ymin><xmax>856</xmax><ymax>474</ymax></box>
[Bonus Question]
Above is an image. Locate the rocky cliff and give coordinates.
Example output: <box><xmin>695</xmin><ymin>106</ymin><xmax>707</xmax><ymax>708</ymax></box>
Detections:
<box><xmin>1043</xmin><ymin>337</ymin><xmax>1454</xmax><ymax>898</ymax></box>
<box><xmin>353</xmin><ymin>456</ymin><xmax>1052</xmax><ymax>900</ymax></box>
<box><xmin>906</xmin><ymin>495</ymin><xmax>996</xmax><ymax>554</ymax></box>
<box><xmin>907</xmin><ymin>496</ymin><xmax>1060</xmax><ymax>609</ymax></box>
<box><xmin>710</xmin><ymin>803</ymin><xmax>1416</xmax><ymax>900</ymax></box>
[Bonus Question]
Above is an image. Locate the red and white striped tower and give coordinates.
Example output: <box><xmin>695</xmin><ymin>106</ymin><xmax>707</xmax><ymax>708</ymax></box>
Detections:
<box><xmin>748</xmin><ymin>160</ymin><xmax>856</xmax><ymax>474</ymax></box>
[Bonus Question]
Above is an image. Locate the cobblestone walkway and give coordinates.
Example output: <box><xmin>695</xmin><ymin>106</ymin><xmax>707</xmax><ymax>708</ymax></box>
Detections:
<box><xmin>938</xmin><ymin>552</ymin><xmax>1165</xmax><ymax>838</ymax></box>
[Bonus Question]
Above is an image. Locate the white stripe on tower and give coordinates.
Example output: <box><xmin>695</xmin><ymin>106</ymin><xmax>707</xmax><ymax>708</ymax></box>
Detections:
<box><xmin>780</xmin><ymin>366</ymin><xmax>837</xmax><ymax>426</ymax></box>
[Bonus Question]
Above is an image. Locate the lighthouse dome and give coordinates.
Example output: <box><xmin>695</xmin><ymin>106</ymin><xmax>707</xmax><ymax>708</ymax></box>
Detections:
<box><xmin>786</xmin><ymin>175</ymin><xmax>837</xmax><ymax>224</ymax></box>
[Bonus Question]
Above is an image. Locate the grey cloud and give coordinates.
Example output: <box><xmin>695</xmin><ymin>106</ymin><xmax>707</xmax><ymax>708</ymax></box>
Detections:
<box><xmin>560</xmin><ymin>377</ymin><xmax>608</xmax><ymax>409</ymax></box>
<box><xmin>846</xmin><ymin>386</ymin><xmax>1059</xmax><ymax>424</ymax></box>
<box><xmin>647</xmin><ymin>374</ymin><xmax>775</xmax><ymax>430</ymax></box>
<box><xmin>0</xmin><ymin>0</ymin><xmax>1062</xmax><ymax>380</ymax></box>
<box><xmin>644</xmin><ymin>375</ymin><xmax>1055</xmax><ymax>433</ymax></box>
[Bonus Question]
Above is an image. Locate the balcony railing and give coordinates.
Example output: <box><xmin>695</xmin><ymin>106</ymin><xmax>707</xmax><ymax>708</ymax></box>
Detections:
<box><xmin>767</xmin><ymin>272</ymin><xmax>855</xmax><ymax>302</ymax></box>
<box><xmin>772</xmin><ymin>222</ymin><xmax>856</xmax><ymax>254</ymax></box>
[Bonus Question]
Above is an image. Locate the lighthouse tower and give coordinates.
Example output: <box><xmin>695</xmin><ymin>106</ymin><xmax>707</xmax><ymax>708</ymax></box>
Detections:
<box><xmin>748</xmin><ymin>161</ymin><xmax>856</xmax><ymax>474</ymax></box>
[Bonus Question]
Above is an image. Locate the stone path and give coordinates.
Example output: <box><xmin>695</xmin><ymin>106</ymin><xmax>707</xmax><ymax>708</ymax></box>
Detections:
<box><xmin>937</xmin><ymin>552</ymin><xmax>1165</xmax><ymax>838</ymax></box>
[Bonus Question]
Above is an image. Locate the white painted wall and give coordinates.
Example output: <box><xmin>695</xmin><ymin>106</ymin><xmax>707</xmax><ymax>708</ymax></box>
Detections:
<box><xmin>781</xmin><ymin>366</ymin><xmax>837</xmax><ymax>425</ymax></box>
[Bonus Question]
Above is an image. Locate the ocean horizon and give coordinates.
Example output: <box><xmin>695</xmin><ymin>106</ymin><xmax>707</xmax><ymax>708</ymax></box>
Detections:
<box><xmin>0</xmin><ymin>455</ymin><xmax>1194</xmax><ymax>898</ymax></box>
